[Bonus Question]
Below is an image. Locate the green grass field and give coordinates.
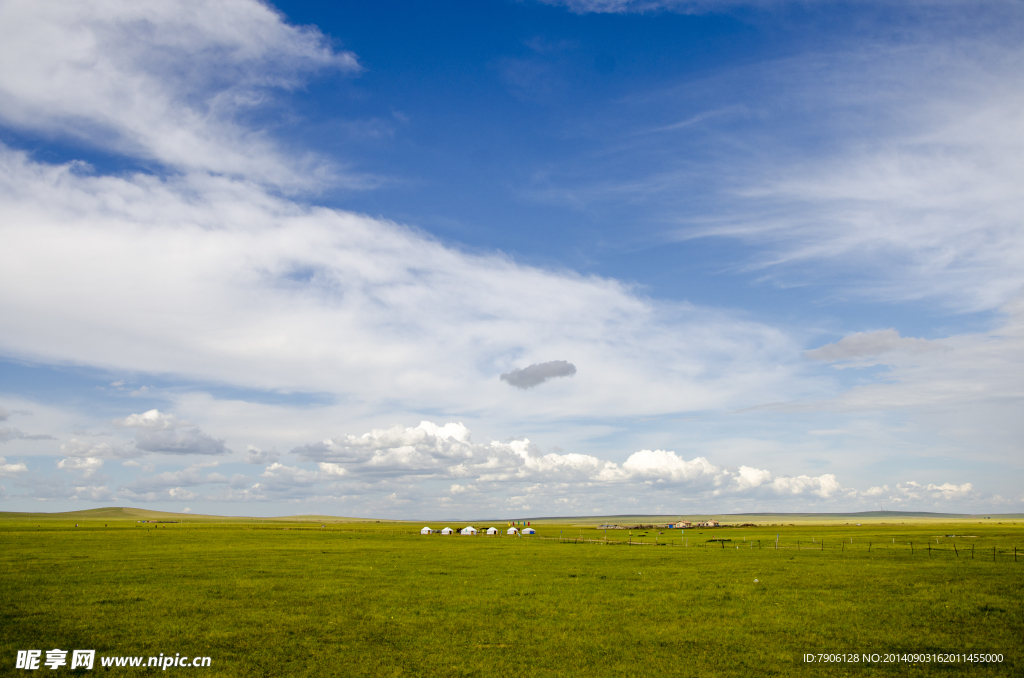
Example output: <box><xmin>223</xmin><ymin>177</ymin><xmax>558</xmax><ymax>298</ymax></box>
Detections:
<box><xmin>2</xmin><ymin>508</ymin><xmax>1022</xmax><ymax>676</ymax></box>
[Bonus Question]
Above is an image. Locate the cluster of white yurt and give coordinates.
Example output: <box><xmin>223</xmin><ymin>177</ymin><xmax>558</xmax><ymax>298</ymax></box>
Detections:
<box><xmin>419</xmin><ymin>523</ymin><xmax>537</xmax><ymax>535</ymax></box>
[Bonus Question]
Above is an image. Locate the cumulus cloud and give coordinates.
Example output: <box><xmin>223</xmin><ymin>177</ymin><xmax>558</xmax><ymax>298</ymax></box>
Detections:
<box><xmin>57</xmin><ymin>456</ymin><xmax>105</xmax><ymax>478</ymax></box>
<box><xmin>895</xmin><ymin>480</ymin><xmax>974</xmax><ymax>501</ymax></box>
<box><xmin>500</xmin><ymin>360</ymin><xmax>577</xmax><ymax>389</ymax></box>
<box><xmin>804</xmin><ymin>329</ymin><xmax>937</xmax><ymax>363</ymax></box>
<box><xmin>117</xmin><ymin>410</ymin><xmax>179</xmax><ymax>430</ymax></box>
<box><xmin>117</xmin><ymin>410</ymin><xmax>228</xmax><ymax>455</ymax></box>
<box><xmin>0</xmin><ymin>455</ymin><xmax>28</xmax><ymax>477</ymax></box>
<box><xmin>293</xmin><ymin>420</ymin><xmax>848</xmax><ymax>502</ymax></box>
<box><xmin>71</xmin><ymin>485</ymin><xmax>114</xmax><ymax>502</ymax></box>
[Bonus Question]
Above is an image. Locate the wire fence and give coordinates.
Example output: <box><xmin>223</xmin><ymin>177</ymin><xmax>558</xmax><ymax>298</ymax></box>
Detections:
<box><xmin>523</xmin><ymin>534</ymin><xmax>1022</xmax><ymax>562</ymax></box>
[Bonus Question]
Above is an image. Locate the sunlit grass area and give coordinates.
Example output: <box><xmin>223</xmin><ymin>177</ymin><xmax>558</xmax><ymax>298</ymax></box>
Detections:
<box><xmin>2</xmin><ymin>510</ymin><xmax>1021</xmax><ymax>676</ymax></box>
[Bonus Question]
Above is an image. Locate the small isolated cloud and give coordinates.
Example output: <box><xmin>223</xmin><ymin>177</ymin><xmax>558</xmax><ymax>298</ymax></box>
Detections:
<box><xmin>116</xmin><ymin>410</ymin><xmax>179</xmax><ymax>430</ymax></box>
<box><xmin>117</xmin><ymin>409</ymin><xmax>228</xmax><ymax>455</ymax></box>
<box><xmin>805</xmin><ymin>329</ymin><xmax>938</xmax><ymax>363</ymax></box>
<box><xmin>0</xmin><ymin>455</ymin><xmax>28</xmax><ymax>477</ymax></box>
<box><xmin>245</xmin><ymin>445</ymin><xmax>279</xmax><ymax>465</ymax></box>
<box><xmin>58</xmin><ymin>456</ymin><xmax>104</xmax><ymax>478</ymax></box>
<box><xmin>500</xmin><ymin>360</ymin><xmax>577</xmax><ymax>389</ymax></box>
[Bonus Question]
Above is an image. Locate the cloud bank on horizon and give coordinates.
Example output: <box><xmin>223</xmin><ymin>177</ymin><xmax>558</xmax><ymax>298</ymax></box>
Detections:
<box><xmin>0</xmin><ymin>0</ymin><xmax>1020</xmax><ymax>516</ymax></box>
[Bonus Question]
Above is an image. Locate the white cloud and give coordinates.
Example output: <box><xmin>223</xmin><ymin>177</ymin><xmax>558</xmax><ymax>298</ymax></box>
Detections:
<box><xmin>895</xmin><ymin>480</ymin><xmax>974</xmax><ymax>501</ymax></box>
<box><xmin>0</xmin><ymin>455</ymin><xmax>28</xmax><ymax>477</ymax></box>
<box><xmin>0</xmin><ymin>0</ymin><xmax>359</xmax><ymax>190</ymax></box>
<box><xmin>682</xmin><ymin>39</ymin><xmax>1024</xmax><ymax>314</ymax></box>
<box><xmin>291</xmin><ymin>419</ymin><xmax>855</xmax><ymax>504</ymax></box>
<box><xmin>71</xmin><ymin>485</ymin><xmax>113</xmax><ymax>502</ymax></box>
<box><xmin>57</xmin><ymin>456</ymin><xmax>104</xmax><ymax>478</ymax></box>
<box><xmin>116</xmin><ymin>410</ymin><xmax>228</xmax><ymax>455</ymax></box>
<box><xmin>767</xmin><ymin>473</ymin><xmax>842</xmax><ymax>498</ymax></box>
<box><xmin>117</xmin><ymin>410</ymin><xmax>179</xmax><ymax>431</ymax></box>
<box><xmin>620</xmin><ymin>449</ymin><xmax>720</xmax><ymax>483</ymax></box>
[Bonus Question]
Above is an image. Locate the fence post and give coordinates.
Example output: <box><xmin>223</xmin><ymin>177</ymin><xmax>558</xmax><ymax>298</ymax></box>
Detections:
<box><xmin>953</xmin><ymin>542</ymin><xmax>958</xmax><ymax>558</ymax></box>
<box><xmin>993</xmin><ymin>546</ymin><xmax>996</xmax><ymax>562</ymax></box>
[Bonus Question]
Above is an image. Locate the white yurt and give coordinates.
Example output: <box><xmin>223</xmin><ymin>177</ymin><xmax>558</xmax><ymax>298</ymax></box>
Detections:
<box><xmin>441</xmin><ymin>527</ymin><xmax>454</xmax><ymax>535</ymax></box>
<box><xmin>486</xmin><ymin>527</ymin><xmax>499</xmax><ymax>535</ymax></box>
<box><xmin>507</xmin><ymin>527</ymin><xmax>519</xmax><ymax>535</ymax></box>
<box><xmin>461</xmin><ymin>526</ymin><xmax>478</xmax><ymax>535</ymax></box>
<box><xmin>522</xmin><ymin>527</ymin><xmax>536</xmax><ymax>534</ymax></box>
<box><xmin>420</xmin><ymin>526</ymin><xmax>433</xmax><ymax>535</ymax></box>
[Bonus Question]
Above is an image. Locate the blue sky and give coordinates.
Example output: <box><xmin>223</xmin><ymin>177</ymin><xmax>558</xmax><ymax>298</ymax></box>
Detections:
<box><xmin>0</xmin><ymin>0</ymin><xmax>1021</xmax><ymax>517</ymax></box>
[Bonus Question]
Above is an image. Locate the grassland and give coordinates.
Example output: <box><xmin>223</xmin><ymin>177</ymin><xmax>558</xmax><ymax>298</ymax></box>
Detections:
<box><xmin>1</xmin><ymin>509</ymin><xmax>1022</xmax><ymax>677</ymax></box>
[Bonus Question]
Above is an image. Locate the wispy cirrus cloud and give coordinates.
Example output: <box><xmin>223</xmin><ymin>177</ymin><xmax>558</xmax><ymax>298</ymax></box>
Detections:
<box><xmin>0</xmin><ymin>0</ymin><xmax>360</xmax><ymax>190</ymax></box>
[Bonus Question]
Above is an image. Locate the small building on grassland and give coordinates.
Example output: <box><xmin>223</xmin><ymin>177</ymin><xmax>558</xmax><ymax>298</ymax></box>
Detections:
<box><xmin>507</xmin><ymin>527</ymin><xmax>519</xmax><ymax>535</ymax></box>
<box><xmin>486</xmin><ymin>527</ymin><xmax>499</xmax><ymax>535</ymax></box>
<box><xmin>522</xmin><ymin>527</ymin><xmax>536</xmax><ymax>535</ymax></box>
<box><xmin>675</xmin><ymin>521</ymin><xmax>692</xmax><ymax>529</ymax></box>
<box><xmin>461</xmin><ymin>526</ymin><xmax>478</xmax><ymax>535</ymax></box>
<box><xmin>441</xmin><ymin>527</ymin><xmax>454</xmax><ymax>535</ymax></box>
<box><xmin>420</xmin><ymin>526</ymin><xmax>433</xmax><ymax>535</ymax></box>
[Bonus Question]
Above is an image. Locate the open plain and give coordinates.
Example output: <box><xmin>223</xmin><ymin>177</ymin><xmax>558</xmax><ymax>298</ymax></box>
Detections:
<box><xmin>2</xmin><ymin>508</ymin><xmax>1022</xmax><ymax>676</ymax></box>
